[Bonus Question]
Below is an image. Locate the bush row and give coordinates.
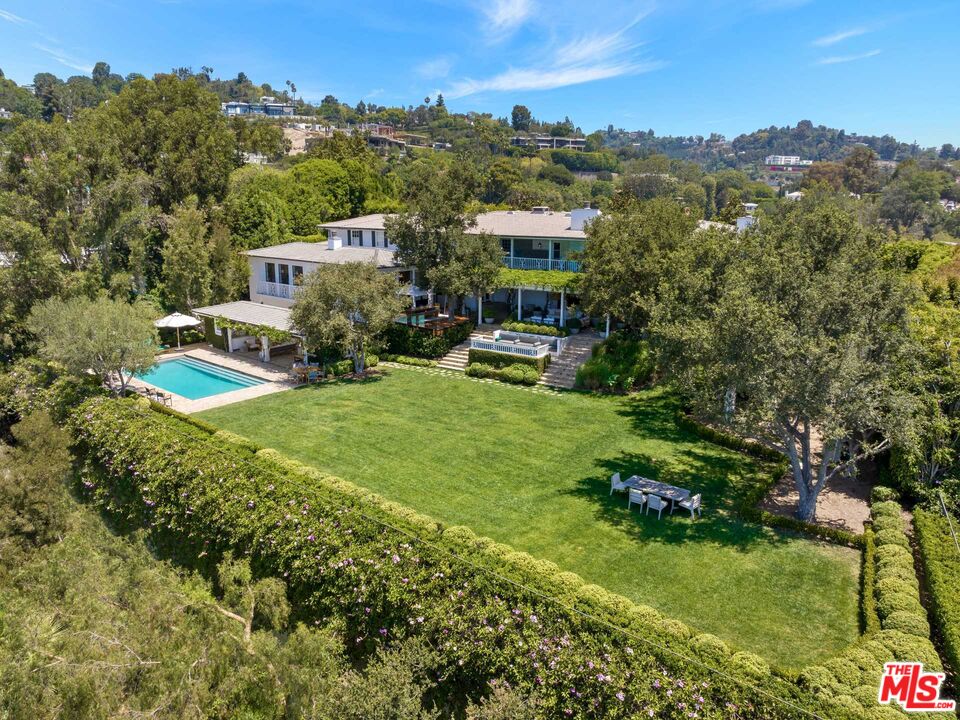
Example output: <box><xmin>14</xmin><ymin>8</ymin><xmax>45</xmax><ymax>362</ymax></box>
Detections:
<box><xmin>383</xmin><ymin>320</ymin><xmax>475</xmax><ymax>359</ymax></box>
<box><xmin>501</xmin><ymin>319</ymin><xmax>569</xmax><ymax>337</ymax></box>
<box><xmin>467</xmin><ymin>348</ymin><xmax>550</xmax><ymax>373</ymax></box>
<box><xmin>465</xmin><ymin>362</ymin><xmax>540</xmax><ymax>386</ymax></box>
<box><xmin>575</xmin><ymin>332</ymin><xmax>653</xmax><ymax>393</ymax></box>
<box><xmin>798</xmin><ymin>499</ymin><xmax>949</xmax><ymax>719</ymax></box>
<box><xmin>861</xmin><ymin>526</ymin><xmax>881</xmax><ymax>635</ymax></box>
<box><xmin>69</xmin><ymin>396</ymin><xmax>837</xmax><ymax>719</ymax></box>
<box><xmin>676</xmin><ymin>412</ymin><xmax>863</xmax><ymax>547</ymax></box>
<box><xmin>914</xmin><ymin>509</ymin><xmax>960</xmax><ymax>679</ymax></box>
<box><xmin>379</xmin><ymin>354</ymin><xmax>437</xmax><ymax>368</ymax></box>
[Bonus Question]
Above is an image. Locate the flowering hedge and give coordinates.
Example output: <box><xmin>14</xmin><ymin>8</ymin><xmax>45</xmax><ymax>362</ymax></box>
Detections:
<box><xmin>71</xmin><ymin>397</ymin><xmax>867</xmax><ymax>719</ymax></box>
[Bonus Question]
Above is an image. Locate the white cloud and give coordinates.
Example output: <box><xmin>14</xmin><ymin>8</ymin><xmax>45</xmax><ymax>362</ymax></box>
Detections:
<box><xmin>0</xmin><ymin>8</ymin><xmax>27</xmax><ymax>23</ymax></box>
<box><xmin>816</xmin><ymin>49</ymin><xmax>881</xmax><ymax>65</ymax></box>
<box><xmin>33</xmin><ymin>44</ymin><xmax>93</xmax><ymax>73</ymax></box>
<box><xmin>446</xmin><ymin>59</ymin><xmax>662</xmax><ymax>98</ymax></box>
<box><xmin>484</xmin><ymin>0</ymin><xmax>533</xmax><ymax>30</ymax></box>
<box><xmin>415</xmin><ymin>57</ymin><xmax>453</xmax><ymax>79</ymax></box>
<box><xmin>812</xmin><ymin>26</ymin><xmax>868</xmax><ymax>46</ymax></box>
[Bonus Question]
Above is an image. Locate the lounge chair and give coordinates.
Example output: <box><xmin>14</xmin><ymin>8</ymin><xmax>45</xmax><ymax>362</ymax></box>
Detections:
<box><xmin>676</xmin><ymin>493</ymin><xmax>702</xmax><ymax>519</ymax></box>
<box><xmin>627</xmin><ymin>488</ymin><xmax>646</xmax><ymax>511</ymax></box>
<box><xmin>610</xmin><ymin>472</ymin><xmax>629</xmax><ymax>495</ymax></box>
<box><xmin>646</xmin><ymin>494</ymin><xmax>668</xmax><ymax>519</ymax></box>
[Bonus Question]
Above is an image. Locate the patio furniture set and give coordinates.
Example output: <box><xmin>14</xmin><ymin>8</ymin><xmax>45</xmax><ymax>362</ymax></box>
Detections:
<box><xmin>290</xmin><ymin>362</ymin><xmax>324</xmax><ymax>384</ymax></box>
<box><xmin>132</xmin><ymin>384</ymin><xmax>173</xmax><ymax>407</ymax></box>
<box><xmin>610</xmin><ymin>472</ymin><xmax>702</xmax><ymax>520</ymax></box>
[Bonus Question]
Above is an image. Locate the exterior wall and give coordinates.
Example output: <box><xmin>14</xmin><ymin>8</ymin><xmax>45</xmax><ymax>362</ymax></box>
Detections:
<box><xmin>247</xmin><ymin>256</ymin><xmax>318</xmax><ymax>308</ymax></box>
<box><xmin>202</xmin><ymin>317</ymin><xmax>227</xmax><ymax>351</ymax></box>
<box><xmin>499</xmin><ymin>237</ymin><xmax>584</xmax><ymax>272</ymax></box>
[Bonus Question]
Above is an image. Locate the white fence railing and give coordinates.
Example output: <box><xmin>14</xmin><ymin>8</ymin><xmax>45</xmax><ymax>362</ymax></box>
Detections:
<box><xmin>502</xmin><ymin>256</ymin><xmax>581</xmax><ymax>272</ymax></box>
<box><xmin>470</xmin><ymin>337</ymin><xmax>551</xmax><ymax>358</ymax></box>
<box><xmin>257</xmin><ymin>281</ymin><xmax>294</xmax><ymax>299</ymax></box>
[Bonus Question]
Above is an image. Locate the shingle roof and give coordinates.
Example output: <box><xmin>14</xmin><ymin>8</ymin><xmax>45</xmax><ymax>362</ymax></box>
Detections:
<box><xmin>245</xmin><ymin>242</ymin><xmax>396</xmax><ymax>267</ymax></box>
<box><xmin>320</xmin><ymin>214</ymin><xmax>388</xmax><ymax>231</ymax></box>
<box><xmin>192</xmin><ymin>301</ymin><xmax>294</xmax><ymax>332</ymax></box>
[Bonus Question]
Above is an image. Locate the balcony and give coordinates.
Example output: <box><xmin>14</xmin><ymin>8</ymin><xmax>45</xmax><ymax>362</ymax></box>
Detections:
<box><xmin>502</xmin><ymin>256</ymin><xmax>581</xmax><ymax>272</ymax></box>
<box><xmin>257</xmin><ymin>281</ymin><xmax>294</xmax><ymax>299</ymax></box>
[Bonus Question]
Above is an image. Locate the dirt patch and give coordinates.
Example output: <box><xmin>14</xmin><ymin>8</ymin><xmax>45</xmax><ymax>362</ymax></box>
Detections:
<box><xmin>760</xmin><ymin>470</ymin><xmax>872</xmax><ymax>534</ymax></box>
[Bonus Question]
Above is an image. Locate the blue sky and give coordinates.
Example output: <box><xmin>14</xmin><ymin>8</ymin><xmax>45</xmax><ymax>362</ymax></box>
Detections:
<box><xmin>1</xmin><ymin>0</ymin><xmax>957</xmax><ymax>147</ymax></box>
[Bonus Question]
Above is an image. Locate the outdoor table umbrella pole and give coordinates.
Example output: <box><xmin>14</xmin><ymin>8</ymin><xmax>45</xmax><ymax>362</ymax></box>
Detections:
<box><xmin>154</xmin><ymin>312</ymin><xmax>201</xmax><ymax>350</ymax></box>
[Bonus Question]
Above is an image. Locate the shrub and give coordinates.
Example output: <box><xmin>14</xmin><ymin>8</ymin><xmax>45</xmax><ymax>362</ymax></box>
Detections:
<box><xmin>914</xmin><ymin>509</ymin><xmax>960</xmax><ymax>678</ymax></box>
<box><xmin>869</xmin><ymin>514</ymin><xmax>903</xmax><ymax>534</ymax></box>
<box><xmin>501</xmin><ymin>320</ymin><xmax>568</xmax><ymax>337</ymax></box>
<box><xmin>379</xmin><ymin>354</ymin><xmax>438</xmax><ymax>368</ymax></box>
<box><xmin>575</xmin><ymin>332</ymin><xmax>653</xmax><ymax>393</ymax></box>
<box><xmin>870</xmin><ymin>486</ymin><xmax>900</xmax><ymax>503</ymax></box>
<box><xmin>862</xmin><ymin>527</ymin><xmax>881</xmax><ymax>634</ymax></box>
<box><xmin>871</xmin><ymin>501</ymin><xmax>902</xmax><ymax>520</ymax></box>
<box><xmin>68</xmin><ymin>396</ymin><xmax>830</xmax><ymax>719</ymax></box>
<box><xmin>331</xmin><ymin>359</ymin><xmax>354</xmax><ymax>376</ymax></box>
<box><xmin>883</xmin><ymin>611</ymin><xmax>930</xmax><ymax>638</ymax></box>
<box><xmin>384</xmin><ymin>320</ymin><xmax>475</xmax><ymax>359</ymax></box>
<box><xmin>874</xmin><ymin>529</ymin><xmax>910</xmax><ymax>549</ymax></box>
<box><xmin>467</xmin><ymin>348</ymin><xmax>550</xmax><ymax>373</ymax></box>
<box><xmin>465</xmin><ymin>363</ymin><xmax>539</xmax><ymax>386</ymax></box>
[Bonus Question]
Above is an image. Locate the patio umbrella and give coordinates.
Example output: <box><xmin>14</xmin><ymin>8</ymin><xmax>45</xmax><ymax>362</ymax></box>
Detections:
<box><xmin>154</xmin><ymin>312</ymin><xmax>201</xmax><ymax>349</ymax></box>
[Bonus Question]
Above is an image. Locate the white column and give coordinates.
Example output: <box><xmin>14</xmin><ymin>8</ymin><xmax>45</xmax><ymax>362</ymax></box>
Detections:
<box><xmin>517</xmin><ymin>288</ymin><xmax>523</xmax><ymax>321</ymax></box>
<box><xmin>560</xmin><ymin>288</ymin><xmax>566</xmax><ymax>327</ymax></box>
<box><xmin>477</xmin><ymin>295</ymin><xmax>483</xmax><ymax>325</ymax></box>
<box><xmin>605</xmin><ymin>314</ymin><xmax>611</xmax><ymax>338</ymax></box>
<box><xmin>261</xmin><ymin>335</ymin><xmax>271</xmax><ymax>363</ymax></box>
<box><xmin>510</xmin><ymin>238</ymin><xmax>515</xmax><ymax>268</ymax></box>
<box><xmin>226</xmin><ymin>328</ymin><xmax>233</xmax><ymax>353</ymax></box>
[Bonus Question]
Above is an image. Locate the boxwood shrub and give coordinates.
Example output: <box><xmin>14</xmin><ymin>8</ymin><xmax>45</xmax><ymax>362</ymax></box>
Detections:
<box><xmin>914</xmin><ymin>509</ymin><xmax>960</xmax><ymax>680</ymax></box>
<box><xmin>467</xmin><ymin>348</ymin><xmax>550</xmax><ymax>373</ymax></box>
<box><xmin>69</xmin><ymin>396</ymin><xmax>853</xmax><ymax>719</ymax></box>
<box><xmin>379</xmin><ymin>354</ymin><xmax>437</xmax><ymax>367</ymax></box>
<box><xmin>501</xmin><ymin>319</ymin><xmax>568</xmax><ymax>337</ymax></box>
<box><xmin>465</xmin><ymin>362</ymin><xmax>540</xmax><ymax>386</ymax></box>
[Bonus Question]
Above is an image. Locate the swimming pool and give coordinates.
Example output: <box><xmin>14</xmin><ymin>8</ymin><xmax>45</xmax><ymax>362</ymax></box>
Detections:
<box><xmin>137</xmin><ymin>357</ymin><xmax>267</xmax><ymax>400</ymax></box>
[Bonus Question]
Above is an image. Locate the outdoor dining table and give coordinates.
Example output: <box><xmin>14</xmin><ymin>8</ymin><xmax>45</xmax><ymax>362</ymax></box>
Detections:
<box><xmin>625</xmin><ymin>476</ymin><xmax>690</xmax><ymax>510</ymax></box>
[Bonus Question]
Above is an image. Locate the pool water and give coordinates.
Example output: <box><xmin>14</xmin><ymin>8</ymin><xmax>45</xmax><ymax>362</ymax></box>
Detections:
<box><xmin>137</xmin><ymin>357</ymin><xmax>266</xmax><ymax>400</ymax></box>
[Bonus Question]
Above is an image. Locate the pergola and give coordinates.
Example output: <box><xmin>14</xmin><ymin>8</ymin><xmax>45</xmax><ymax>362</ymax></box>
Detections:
<box><xmin>496</xmin><ymin>269</ymin><xmax>581</xmax><ymax>326</ymax></box>
<box><xmin>193</xmin><ymin>301</ymin><xmax>303</xmax><ymax>363</ymax></box>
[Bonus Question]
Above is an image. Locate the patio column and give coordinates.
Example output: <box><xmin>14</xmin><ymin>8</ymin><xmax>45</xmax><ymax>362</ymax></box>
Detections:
<box><xmin>261</xmin><ymin>334</ymin><xmax>271</xmax><ymax>363</ymax></box>
<box><xmin>605</xmin><ymin>314</ymin><xmax>611</xmax><ymax>338</ymax></box>
<box><xmin>517</xmin><ymin>287</ymin><xmax>523</xmax><ymax>321</ymax></box>
<box><xmin>560</xmin><ymin>288</ymin><xmax>566</xmax><ymax>327</ymax></box>
<box><xmin>477</xmin><ymin>295</ymin><xmax>483</xmax><ymax>325</ymax></box>
<box><xmin>226</xmin><ymin>327</ymin><xmax>233</xmax><ymax>353</ymax></box>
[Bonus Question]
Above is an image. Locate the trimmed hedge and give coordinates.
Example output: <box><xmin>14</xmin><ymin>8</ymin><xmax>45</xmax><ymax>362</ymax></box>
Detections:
<box><xmin>69</xmin><ymin>396</ymin><xmax>850</xmax><ymax>719</ymax></box>
<box><xmin>914</xmin><ymin>508</ymin><xmax>960</xmax><ymax>680</ymax></box>
<box><xmin>501</xmin><ymin>319</ymin><xmax>568</xmax><ymax>337</ymax></box>
<box><xmin>465</xmin><ymin>362</ymin><xmax>540</xmax><ymax>386</ymax></box>
<box><xmin>379</xmin><ymin>354</ymin><xmax>437</xmax><ymax>368</ymax></box>
<box><xmin>467</xmin><ymin>348</ymin><xmax>550</xmax><ymax>373</ymax></box>
<box><xmin>861</xmin><ymin>526</ymin><xmax>881</xmax><ymax>634</ymax></box>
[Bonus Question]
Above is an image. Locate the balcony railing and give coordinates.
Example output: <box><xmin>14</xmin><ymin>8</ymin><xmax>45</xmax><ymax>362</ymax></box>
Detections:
<box><xmin>470</xmin><ymin>336</ymin><xmax>552</xmax><ymax>358</ymax></box>
<box><xmin>502</xmin><ymin>256</ymin><xmax>580</xmax><ymax>272</ymax></box>
<box><xmin>257</xmin><ymin>281</ymin><xmax>294</xmax><ymax>299</ymax></box>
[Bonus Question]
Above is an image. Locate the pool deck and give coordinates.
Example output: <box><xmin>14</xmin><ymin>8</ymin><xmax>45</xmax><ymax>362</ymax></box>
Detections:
<box><xmin>130</xmin><ymin>347</ymin><xmax>295</xmax><ymax>413</ymax></box>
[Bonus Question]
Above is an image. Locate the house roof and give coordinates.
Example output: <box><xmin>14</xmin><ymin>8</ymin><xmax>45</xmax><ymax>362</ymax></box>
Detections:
<box><xmin>245</xmin><ymin>241</ymin><xmax>396</xmax><ymax>267</ymax></box>
<box><xmin>470</xmin><ymin>210</ymin><xmax>589</xmax><ymax>240</ymax></box>
<box><xmin>192</xmin><ymin>300</ymin><xmax>295</xmax><ymax>332</ymax></box>
<box><xmin>319</xmin><ymin>209</ymin><xmax>592</xmax><ymax>240</ymax></box>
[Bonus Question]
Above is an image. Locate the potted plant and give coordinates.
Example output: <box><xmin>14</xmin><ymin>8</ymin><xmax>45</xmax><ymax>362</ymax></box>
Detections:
<box><xmin>566</xmin><ymin>317</ymin><xmax>582</xmax><ymax>335</ymax></box>
<box><xmin>482</xmin><ymin>307</ymin><xmax>496</xmax><ymax>324</ymax></box>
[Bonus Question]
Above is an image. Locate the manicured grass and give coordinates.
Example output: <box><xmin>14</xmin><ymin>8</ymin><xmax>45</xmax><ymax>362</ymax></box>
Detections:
<box><xmin>199</xmin><ymin>367</ymin><xmax>861</xmax><ymax>669</ymax></box>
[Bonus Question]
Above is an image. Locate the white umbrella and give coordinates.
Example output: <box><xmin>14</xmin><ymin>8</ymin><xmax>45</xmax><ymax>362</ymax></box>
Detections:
<box><xmin>155</xmin><ymin>312</ymin><xmax>201</xmax><ymax>349</ymax></box>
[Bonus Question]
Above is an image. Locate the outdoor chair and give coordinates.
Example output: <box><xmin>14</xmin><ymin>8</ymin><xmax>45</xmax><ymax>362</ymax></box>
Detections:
<box><xmin>676</xmin><ymin>493</ymin><xmax>702</xmax><ymax>519</ymax></box>
<box><xmin>307</xmin><ymin>369</ymin><xmax>320</xmax><ymax>383</ymax></box>
<box><xmin>627</xmin><ymin>488</ymin><xmax>646</xmax><ymax>511</ymax></box>
<box><xmin>646</xmin><ymin>494</ymin><xmax>668</xmax><ymax>519</ymax></box>
<box><xmin>609</xmin><ymin>472</ymin><xmax>629</xmax><ymax>495</ymax></box>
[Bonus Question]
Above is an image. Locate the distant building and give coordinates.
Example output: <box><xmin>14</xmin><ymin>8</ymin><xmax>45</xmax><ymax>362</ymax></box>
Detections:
<box><xmin>222</xmin><ymin>96</ymin><xmax>295</xmax><ymax>117</ymax></box>
<box><xmin>0</xmin><ymin>108</ymin><xmax>12</xmax><ymax>119</ymax></box>
<box><xmin>511</xmin><ymin>136</ymin><xmax>587</xmax><ymax>151</ymax></box>
<box><xmin>764</xmin><ymin>155</ymin><xmax>814</xmax><ymax>172</ymax></box>
<box><xmin>784</xmin><ymin>191</ymin><xmax>805</xmax><ymax>201</ymax></box>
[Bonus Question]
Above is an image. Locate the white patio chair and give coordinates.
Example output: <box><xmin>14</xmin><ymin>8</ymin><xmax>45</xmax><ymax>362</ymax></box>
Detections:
<box><xmin>627</xmin><ymin>488</ymin><xmax>646</xmax><ymax>511</ymax></box>
<box><xmin>646</xmin><ymin>494</ymin><xmax>667</xmax><ymax>519</ymax></box>
<box><xmin>609</xmin><ymin>472</ymin><xmax>629</xmax><ymax>496</ymax></box>
<box><xmin>676</xmin><ymin>493</ymin><xmax>702</xmax><ymax>519</ymax></box>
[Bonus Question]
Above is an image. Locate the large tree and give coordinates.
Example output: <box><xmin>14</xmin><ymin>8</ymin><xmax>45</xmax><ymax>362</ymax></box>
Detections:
<box><xmin>162</xmin><ymin>200</ymin><xmax>211</xmax><ymax>310</ymax></box>
<box><xmin>578</xmin><ymin>198</ymin><xmax>698</xmax><ymax>329</ymax></box>
<box><xmin>290</xmin><ymin>262</ymin><xmax>404</xmax><ymax>374</ymax></box>
<box><xmin>437</xmin><ymin>232</ymin><xmax>503</xmax><ymax>324</ymax></box>
<box><xmin>650</xmin><ymin>199</ymin><xmax>916</xmax><ymax>521</ymax></box>
<box><xmin>27</xmin><ymin>296</ymin><xmax>158</xmax><ymax>396</ymax></box>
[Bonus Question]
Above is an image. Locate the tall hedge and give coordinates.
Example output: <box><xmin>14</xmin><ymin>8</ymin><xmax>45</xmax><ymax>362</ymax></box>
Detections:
<box><xmin>914</xmin><ymin>509</ymin><xmax>960</xmax><ymax>679</ymax></box>
<box><xmin>69</xmin><ymin>396</ymin><xmax>841</xmax><ymax>719</ymax></box>
<box><xmin>467</xmin><ymin>348</ymin><xmax>550</xmax><ymax>373</ymax></box>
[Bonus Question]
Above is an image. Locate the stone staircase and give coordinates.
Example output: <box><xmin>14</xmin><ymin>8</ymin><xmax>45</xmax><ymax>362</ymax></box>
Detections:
<box><xmin>437</xmin><ymin>328</ymin><xmax>602</xmax><ymax>389</ymax></box>
<box><xmin>539</xmin><ymin>331</ymin><xmax>602</xmax><ymax>389</ymax></box>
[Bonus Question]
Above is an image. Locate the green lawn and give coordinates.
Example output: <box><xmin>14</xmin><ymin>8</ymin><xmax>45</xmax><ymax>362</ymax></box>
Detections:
<box><xmin>198</xmin><ymin>367</ymin><xmax>861</xmax><ymax>670</ymax></box>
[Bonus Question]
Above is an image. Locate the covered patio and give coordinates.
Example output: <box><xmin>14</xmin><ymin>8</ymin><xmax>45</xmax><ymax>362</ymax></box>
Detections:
<box><xmin>193</xmin><ymin>301</ymin><xmax>304</xmax><ymax>364</ymax></box>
